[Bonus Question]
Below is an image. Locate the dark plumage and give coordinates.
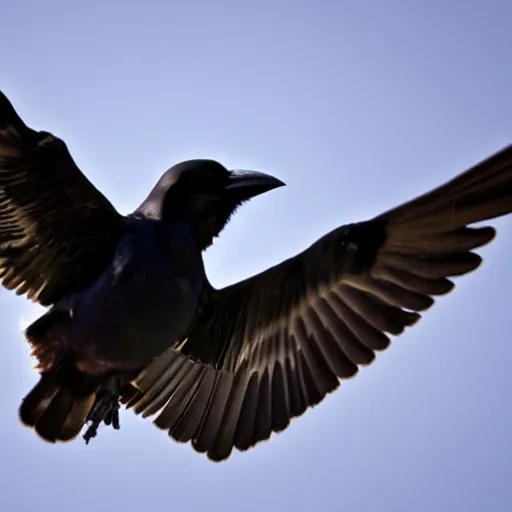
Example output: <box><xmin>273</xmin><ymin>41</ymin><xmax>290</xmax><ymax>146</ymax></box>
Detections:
<box><xmin>1</xmin><ymin>90</ymin><xmax>511</xmax><ymax>461</ymax></box>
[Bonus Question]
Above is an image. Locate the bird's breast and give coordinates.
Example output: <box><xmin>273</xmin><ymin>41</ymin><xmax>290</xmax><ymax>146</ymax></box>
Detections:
<box><xmin>68</xmin><ymin>224</ymin><xmax>205</xmax><ymax>370</ymax></box>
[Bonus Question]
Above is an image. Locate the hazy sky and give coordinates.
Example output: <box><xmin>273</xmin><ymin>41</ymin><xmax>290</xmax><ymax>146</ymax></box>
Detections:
<box><xmin>1</xmin><ymin>1</ymin><xmax>512</xmax><ymax>511</ymax></box>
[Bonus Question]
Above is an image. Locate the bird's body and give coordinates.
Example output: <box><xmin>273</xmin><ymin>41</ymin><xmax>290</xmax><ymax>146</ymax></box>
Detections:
<box><xmin>21</xmin><ymin>217</ymin><xmax>208</xmax><ymax>441</ymax></box>
<box><xmin>1</xmin><ymin>89</ymin><xmax>512</xmax><ymax>461</ymax></box>
<box><xmin>66</xmin><ymin>218</ymin><xmax>205</xmax><ymax>372</ymax></box>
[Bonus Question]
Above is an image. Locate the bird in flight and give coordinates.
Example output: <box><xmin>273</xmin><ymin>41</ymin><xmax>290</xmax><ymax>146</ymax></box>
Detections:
<box><xmin>0</xmin><ymin>90</ymin><xmax>511</xmax><ymax>462</ymax></box>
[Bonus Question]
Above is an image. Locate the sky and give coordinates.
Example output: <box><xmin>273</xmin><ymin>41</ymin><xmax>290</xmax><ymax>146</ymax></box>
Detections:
<box><xmin>1</xmin><ymin>1</ymin><xmax>512</xmax><ymax>510</ymax></box>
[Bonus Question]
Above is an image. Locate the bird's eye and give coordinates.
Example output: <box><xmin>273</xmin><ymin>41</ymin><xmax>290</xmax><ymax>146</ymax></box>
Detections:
<box><xmin>204</xmin><ymin>171</ymin><xmax>228</xmax><ymax>186</ymax></box>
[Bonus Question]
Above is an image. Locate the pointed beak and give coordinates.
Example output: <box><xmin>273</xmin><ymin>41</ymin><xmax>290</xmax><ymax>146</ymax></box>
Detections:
<box><xmin>225</xmin><ymin>170</ymin><xmax>286</xmax><ymax>200</ymax></box>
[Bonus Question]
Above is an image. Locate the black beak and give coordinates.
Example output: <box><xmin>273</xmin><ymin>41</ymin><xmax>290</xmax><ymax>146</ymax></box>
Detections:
<box><xmin>225</xmin><ymin>170</ymin><xmax>285</xmax><ymax>200</ymax></box>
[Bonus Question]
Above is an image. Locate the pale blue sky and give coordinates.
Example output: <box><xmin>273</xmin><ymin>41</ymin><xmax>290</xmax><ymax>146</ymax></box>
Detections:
<box><xmin>1</xmin><ymin>1</ymin><xmax>511</xmax><ymax>511</ymax></box>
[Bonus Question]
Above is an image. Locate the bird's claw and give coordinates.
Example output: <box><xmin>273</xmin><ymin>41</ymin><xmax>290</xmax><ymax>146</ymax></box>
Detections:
<box><xmin>83</xmin><ymin>378</ymin><xmax>121</xmax><ymax>444</ymax></box>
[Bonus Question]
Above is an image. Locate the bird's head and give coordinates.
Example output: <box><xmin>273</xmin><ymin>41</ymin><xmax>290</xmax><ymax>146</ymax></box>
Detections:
<box><xmin>136</xmin><ymin>159</ymin><xmax>285</xmax><ymax>250</ymax></box>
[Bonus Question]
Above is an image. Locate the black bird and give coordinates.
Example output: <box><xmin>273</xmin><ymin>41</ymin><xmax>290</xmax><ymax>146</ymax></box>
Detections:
<box><xmin>1</xmin><ymin>90</ymin><xmax>511</xmax><ymax>462</ymax></box>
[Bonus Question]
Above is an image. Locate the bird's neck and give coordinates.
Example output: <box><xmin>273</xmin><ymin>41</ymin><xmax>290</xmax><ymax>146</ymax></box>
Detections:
<box><xmin>157</xmin><ymin>213</ymin><xmax>218</xmax><ymax>253</ymax></box>
<box><xmin>154</xmin><ymin>218</ymin><xmax>207</xmax><ymax>266</ymax></box>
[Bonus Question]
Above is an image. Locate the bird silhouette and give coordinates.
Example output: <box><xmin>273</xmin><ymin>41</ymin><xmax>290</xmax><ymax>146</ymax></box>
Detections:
<box><xmin>1</xmin><ymin>90</ymin><xmax>511</xmax><ymax>461</ymax></box>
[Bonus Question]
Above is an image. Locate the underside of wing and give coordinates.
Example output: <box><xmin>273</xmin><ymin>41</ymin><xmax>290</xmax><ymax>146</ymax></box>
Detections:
<box><xmin>125</xmin><ymin>144</ymin><xmax>512</xmax><ymax>461</ymax></box>
<box><xmin>0</xmin><ymin>91</ymin><xmax>126</xmax><ymax>305</ymax></box>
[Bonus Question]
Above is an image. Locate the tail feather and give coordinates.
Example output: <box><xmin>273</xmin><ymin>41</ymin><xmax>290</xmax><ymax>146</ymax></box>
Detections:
<box><xmin>20</xmin><ymin>369</ymin><xmax>98</xmax><ymax>443</ymax></box>
<box><xmin>60</xmin><ymin>394</ymin><xmax>97</xmax><ymax>441</ymax></box>
<box><xmin>19</xmin><ymin>373</ymin><xmax>60</xmax><ymax>427</ymax></box>
<box><xmin>21</xmin><ymin>309</ymin><xmax>100</xmax><ymax>442</ymax></box>
<box><xmin>34</xmin><ymin>386</ymin><xmax>78</xmax><ymax>442</ymax></box>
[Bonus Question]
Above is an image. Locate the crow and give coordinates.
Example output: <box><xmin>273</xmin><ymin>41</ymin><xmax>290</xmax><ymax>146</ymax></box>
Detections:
<box><xmin>0</xmin><ymin>90</ymin><xmax>511</xmax><ymax>462</ymax></box>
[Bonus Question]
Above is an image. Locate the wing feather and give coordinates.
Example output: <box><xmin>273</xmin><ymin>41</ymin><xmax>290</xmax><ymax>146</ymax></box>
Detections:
<box><xmin>127</xmin><ymin>144</ymin><xmax>512</xmax><ymax>461</ymax></box>
<box><xmin>0</xmin><ymin>91</ymin><xmax>125</xmax><ymax>305</ymax></box>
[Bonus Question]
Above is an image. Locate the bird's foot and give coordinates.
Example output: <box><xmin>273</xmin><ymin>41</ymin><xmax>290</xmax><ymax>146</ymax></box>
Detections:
<box><xmin>83</xmin><ymin>377</ymin><xmax>121</xmax><ymax>444</ymax></box>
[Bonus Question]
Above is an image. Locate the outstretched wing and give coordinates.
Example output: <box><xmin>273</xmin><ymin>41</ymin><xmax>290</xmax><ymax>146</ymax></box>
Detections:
<box><xmin>127</xmin><ymin>143</ymin><xmax>512</xmax><ymax>461</ymax></box>
<box><xmin>0</xmin><ymin>91</ymin><xmax>126</xmax><ymax>305</ymax></box>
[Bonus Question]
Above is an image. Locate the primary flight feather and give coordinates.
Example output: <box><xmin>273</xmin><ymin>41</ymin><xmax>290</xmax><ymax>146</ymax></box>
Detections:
<box><xmin>1</xmin><ymin>90</ymin><xmax>511</xmax><ymax>461</ymax></box>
